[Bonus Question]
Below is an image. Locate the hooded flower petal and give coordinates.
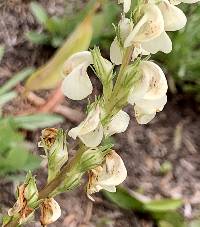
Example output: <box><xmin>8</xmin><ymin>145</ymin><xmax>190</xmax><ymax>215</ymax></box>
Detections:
<box><xmin>63</xmin><ymin>51</ymin><xmax>92</xmax><ymax>75</ymax></box>
<box><xmin>141</xmin><ymin>31</ymin><xmax>172</xmax><ymax>54</ymax></box>
<box><xmin>135</xmin><ymin>95</ymin><xmax>167</xmax><ymax>114</ymax></box>
<box><xmin>87</xmin><ymin>150</ymin><xmax>127</xmax><ymax>200</ymax></box>
<box><xmin>159</xmin><ymin>0</ymin><xmax>187</xmax><ymax>31</ymax></box>
<box><xmin>61</xmin><ymin>51</ymin><xmax>93</xmax><ymax>100</ymax></box>
<box><xmin>104</xmin><ymin>110</ymin><xmax>130</xmax><ymax>136</ymax></box>
<box><xmin>110</xmin><ymin>18</ymin><xmax>132</xmax><ymax>65</ymax></box>
<box><xmin>80</xmin><ymin>123</ymin><xmax>104</xmax><ymax>148</ymax></box>
<box><xmin>69</xmin><ymin>106</ymin><xmax>104</xmax><ymax>147</ymax></box>
<box><xmin>124</xmin><ymin>4</ymin><xmax>164</xmax><ymax>47</ymax></box>
<box><xmin>118</xmin><ymin>0</ymin><xmax>131</xmax><ymax>13</ymax></box>
<box><xmin>128</xmin><ymin>61</ymin><xmax>168</xmax><ymax>104</ymax></box>
<box><xmin>134</xmin><ymin>95</ymin><xmax>167</xmax><ymax>124</ymax></box>
<box><xmin>110</xmin><ymin>37</ymin><xmax>123</xmax><ymax>65</ymax></box>
<box><xmin>119</xmin><ymin>17</ymin><xmax>133</xmax><ymax>42</ymax></box>
<box><xmin>134</xmin><ymin>105</ymin><xmax>156</xmax><ymax>124</ymax></box>
<box><xmin>69</xmin><ymin>106</ymin><xmax>101</xmax><ymax>139</ymax></box>
<box><xmin>40</xmin><ymin>198</ymin><xmax>61</xmax><ymax>225</ymax></box>
<box><xmin>61</xmin><ymin>63</ymin><xmax>93</xmax><ymax>100</ymax></box>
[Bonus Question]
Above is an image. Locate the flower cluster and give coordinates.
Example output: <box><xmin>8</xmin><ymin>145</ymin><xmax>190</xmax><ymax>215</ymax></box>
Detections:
<box><xmin>4</xmin><ymin>0</ymin><xmax>200</xmax><ymax>226</ymax></box>
<box><xmin>60</xmin><ymin>0</ymin><xmax>199</xmax><ymax>199</ymax></box>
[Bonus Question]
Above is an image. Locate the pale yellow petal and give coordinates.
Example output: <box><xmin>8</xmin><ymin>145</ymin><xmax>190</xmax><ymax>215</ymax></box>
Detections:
<box><xmin>124</xmin><ymin>4</ymin><xmax>164</xmax><ymax>47</ymax></box>
<box><xmin>104</xmin><ymin>110</ymin><xmax>130</xmax><ymax>136</ymax></box>
<box><xmin>61</xmin><ymin>63</ymin><xmax>93</xmax><ymax>100</ymax></box>
<box><xmin>159</xmin><ymin>0</ymin><xmax>187</xmax><ymax>31</ymax></box>
<box><xmin>141</xmin><ymin>31</ymin><xmax>172</xmax><ymax>54</ymax></box>
<box><xmin>80</xmin><ymin>124</ymin><xmax>104</xmax><ymax>148</ymax></box>
<box><xmin>110</xmin><ymin>37</ymin><xmax>123</xmax><ymax>65</ymax></box>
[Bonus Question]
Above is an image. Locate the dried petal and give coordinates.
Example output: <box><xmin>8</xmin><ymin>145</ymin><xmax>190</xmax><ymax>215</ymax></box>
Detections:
<box><xmin>40</xmin><ymin>198</ymin><xmax>61</xmax><ymax>225</ymax></box>
<box><xmin>87</xmin><ymin>151</ymin><xmax>127</xmax><ymax>200</ymax></box>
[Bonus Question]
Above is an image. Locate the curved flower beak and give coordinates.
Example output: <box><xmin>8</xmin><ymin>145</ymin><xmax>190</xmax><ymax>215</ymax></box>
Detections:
<box><xmin>124</xmin><ymin>4</ymin><xmax>164</xmax><ymax>47</ymax></box>
<box><xmin>87</xmin><ymin>150</ymin><xmax>127</xmax><ymax>200</ymax></box>
<box><xmin>141</xmin><ymin>31</ymin><xmax>172</xmax><ymax>54</ymax></box>
<box><xmin>40</xmin><ymin>198</ymin><xmax>61</xmax><ymax>225</ymax></box>
<box><xmin>159</xmin><ymin>0</ymin><xmax>187</xmax><ymax>31</ymax></box>
<box><xmin>68</xmin><ymin>106</ymin><xmax>103</xmax><ymax>147</ymax></box>
<box><xmin>104</xmin><ymin>110</ymin><xmax>130</xmax><ymax>137</ymax></box>
<box><xmin>118</xmin><ymin>0</ymin><xmax>131</xmax><ymax>13</ymax></box>
<box><xmin>61</xmin><ymin>51</ymin><xmax>93</xmax><ymax>100</ymax></box>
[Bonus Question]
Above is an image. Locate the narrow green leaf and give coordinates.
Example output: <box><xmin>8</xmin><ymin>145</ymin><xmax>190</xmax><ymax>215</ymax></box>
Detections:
<box><xmin>0</xmin><ymin>67</ymin><xmax>34</xmax><ymax>96</ymax></box>
<box><xmin>0</xmin><ymin>91</ymin><xmax>17</xmax><ymax>106</ymax></box>
<box><xmin>13</xmin><ymin>114</ymin><xmax>64</xmax><ymax>130</ymax></box>
<box><xmin>30</xmin><ymin>2</ymin><xmax>48</xmax><ymax>25</ymax></box>
<box><xmin>152</xmin><ymin>211</ymin><xmax>186</xmax><ymax>227</ymax></box>
<box><xmin>103</xmin><ymin>187</ymin><xmax>144</xmax><ymax>210</ymax></box>
<box><xmin>144</xmin><ymin>199</ymin><xmax>183</xmax><ymax>212</ymax></box>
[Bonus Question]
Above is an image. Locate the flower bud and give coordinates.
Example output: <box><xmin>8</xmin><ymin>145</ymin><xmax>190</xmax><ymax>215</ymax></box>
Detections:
<box><xmin>40</xmin><ymin>128</ymin><xmax>68</xmax><ymax>182</ymax></box>
<box><xmin>8</xmin><ymin>172</ymin><xmax>38</xmax><ymax>224</ymax></box>
<box><xmin>40</xmin><ymin>198</ymin><xmax>61</xmax><ymax>225</ymax></box>
<box><xmin>79</xmin><ymin>144</ymin><xmax>112</xmax><ymax>172</ymax></box>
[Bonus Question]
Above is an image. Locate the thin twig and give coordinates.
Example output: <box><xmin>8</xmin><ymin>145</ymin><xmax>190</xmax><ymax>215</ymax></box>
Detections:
<box><xmin>16</xmin><ymin>86</ymin><xmax>84</xmax><ymax>123</ymax></box>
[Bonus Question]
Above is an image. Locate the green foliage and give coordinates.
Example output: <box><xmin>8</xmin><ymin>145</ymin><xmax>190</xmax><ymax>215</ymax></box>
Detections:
<box><xmin>104</xmin><ymin>187</ymin><xmax>185</xmax><ymax>227</ymax></box>
<box><xmin>0</xmin><ymin>67</ymin><xmax>34</xmax><ymax>96</ymax></box>
<box><xmin>153</xmin><ymin>4</ymin><xmax>200</xmax><ymax>100</ymax></box>
<box><xmin>0</xmin><ymin>119</ymin><xmax>40</xmax><ymax>175</ymax></box>
<box><xmin>13</xmin><ymin>114</ymin><xmax>64</xmax><ymax>130</ymax></box>
<box><xmin>27</xmin><ymin>1</ymin><xmax>119</xmax><ymax>49</ymax></box>
<box><xmin>0</xmin><ymin>62</ymin><xmax>64</xmax><ymax>176</ymax></box>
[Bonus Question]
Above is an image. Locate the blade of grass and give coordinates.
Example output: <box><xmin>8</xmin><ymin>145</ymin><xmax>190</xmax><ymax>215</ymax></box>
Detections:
<box><xmin>0</xmin><ymin>67</ymin><xmax>34</xmax><ymax>96</ymax></box>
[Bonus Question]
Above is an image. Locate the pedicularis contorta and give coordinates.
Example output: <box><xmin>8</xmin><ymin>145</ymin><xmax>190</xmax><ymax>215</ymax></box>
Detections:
<box><xmin>4</xmin><ymin>0</ymin><xmax>199</xmax><ymax>226</ymax></box>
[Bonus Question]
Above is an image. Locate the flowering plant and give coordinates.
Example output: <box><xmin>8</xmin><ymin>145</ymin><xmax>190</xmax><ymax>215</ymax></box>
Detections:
<box><xmin>3</xmin><ymin>0</ymin><xmax>199</xmax><ymax>226</ymax></box>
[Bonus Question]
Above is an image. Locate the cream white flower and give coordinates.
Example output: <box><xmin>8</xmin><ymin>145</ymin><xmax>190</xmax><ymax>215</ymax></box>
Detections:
<box><xmin>40</xmin><ymin>198</ymin><xmax>61</xmax><ymax>225</ymax></box>
<box><xmin>137</xmin><ymin>0</ymin><xmax>186</xmax><ymax>55</ymax></box>
<box><xmin>158</xmin><ymin>0</ymin><xmax>187</xmax><ymax>31</ymax></box>
<box><xmin>110</xmin><ymin>17</ymin><xmax>133</xmax><ymax>65</ymax></box>
<box><xmin>104</xmin><ymin>110</ymin><xmax>130</xmax><ymax>137</ymax></box>
<box><xmin>128</xmin><ymin>61</ymin><xmax>168</xmax><ymax>104</ymax></box>
<box><xmin>128</xmin><ymin>61</ymin><xmax>168</xmax><ymax>124</ymax></box>
<box><xmin>134</xmin><ymin>95</ymin><xmax>167</xmax><ymax>124</ymax></box>
<box><xmin>124</xmin><ymin>4</ymin><xmax>164</xmax><ymax>47</ymax></box>
<box><xmin>141</xmin><ymin>31</ymin><xmax>172</xmax><ymax>54</ymax></box>
<box><xmin>68</xmin><ymin>106</ymin><xmax>103</xmax><ymax>147</ymax></box>
<box><xmin>61</xmin><ymin>51</ymin><xmax>93</xmax><ymax>100</ymax></box>
<box><xmin>87</xmin><ymin>150</ymin><xmax>127</xmax><ymax>201</ymax></box>
<box><xmin>118</xmin><ymin>0</ymin><xmax>131</xmax><ymax>13</ymax></box>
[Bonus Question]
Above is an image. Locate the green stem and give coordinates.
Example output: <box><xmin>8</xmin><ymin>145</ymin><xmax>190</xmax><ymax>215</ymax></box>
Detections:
<box><xmin>103</xmin><ymin>46</ymin><xmax>134</xmax><ymax>123</ymax></box>
<box><xmin>5</xmin><ymin>145</ymin><xmax>86</xmax><ymax>227</ymax></box>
